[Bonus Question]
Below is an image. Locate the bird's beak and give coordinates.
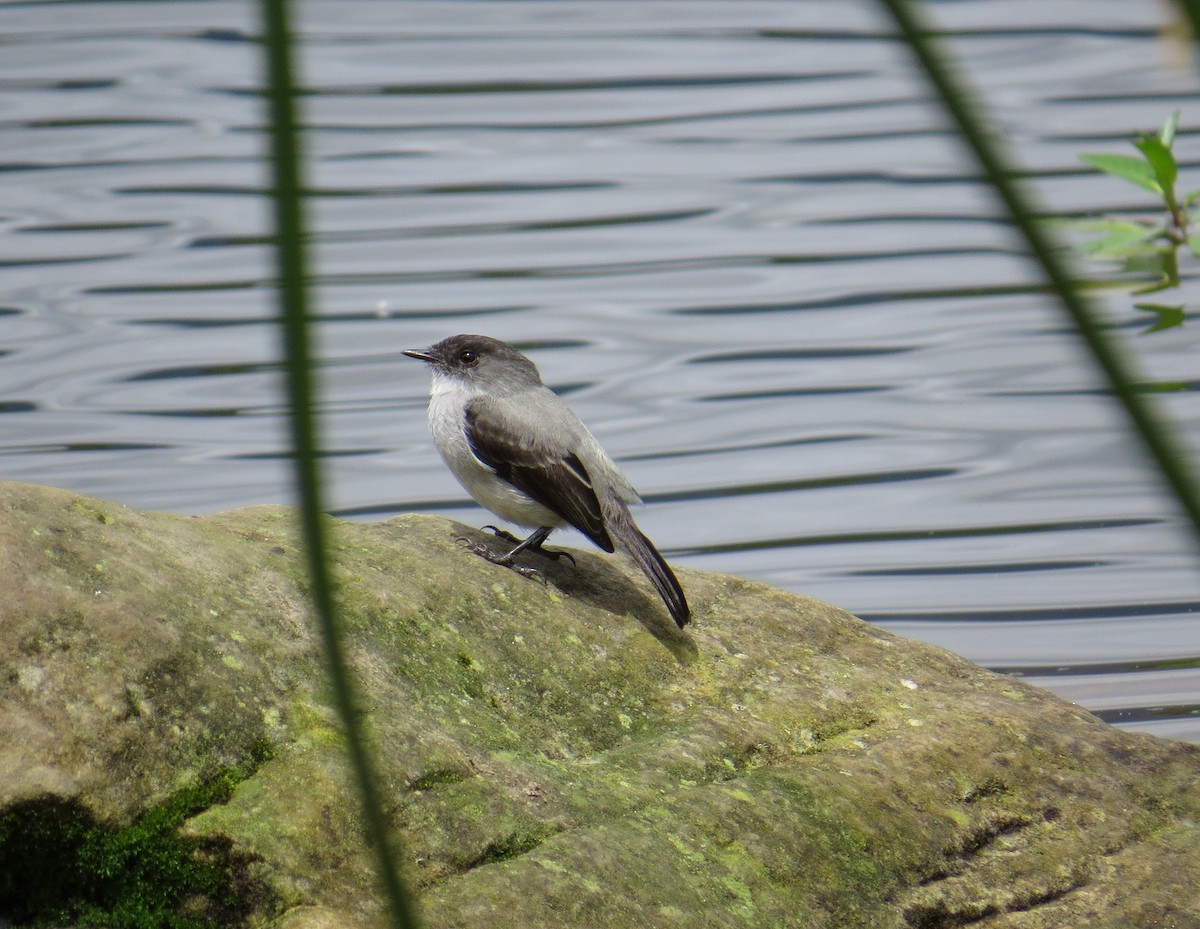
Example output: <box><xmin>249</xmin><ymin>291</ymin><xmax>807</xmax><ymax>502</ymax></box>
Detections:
<box><xmin>402</xmin><ymin>349</ymin><xmax>434</xmax><ymax>363</ymax></box>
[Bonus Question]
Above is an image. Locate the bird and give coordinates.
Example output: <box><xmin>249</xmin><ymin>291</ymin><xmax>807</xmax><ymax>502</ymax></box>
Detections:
<box><xmin>403</xmin><ymin>334</ymin><xmax>690</xmax><ymax>628</ymax></box>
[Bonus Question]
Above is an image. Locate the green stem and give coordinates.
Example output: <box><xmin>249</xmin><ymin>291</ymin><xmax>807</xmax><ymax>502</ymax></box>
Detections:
<box><xmin>258</xmin><ymin>1</ymin><xmax>420</xmax><ymax>926</ymax></box>
<box><xmin>1174</xmin><ymin>0</ymin><xmax>1200</xmax><ymax>42</ymax></box>
<box><xmin>876</xmin><ymin>0</ymin><xmax>1200</xmax><ymax>549</ymax></box>
<box><xmin>1170</xmin><ymin>204</ymin><xmax>1189</xmax><ymax>241</ymax></box>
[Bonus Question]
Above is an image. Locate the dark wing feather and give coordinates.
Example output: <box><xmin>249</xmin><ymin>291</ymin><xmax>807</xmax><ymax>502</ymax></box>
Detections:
<box><xmin>465</xmin><ymin>398</ymin><xmax>614</xmax><ymax>552</ymax></box>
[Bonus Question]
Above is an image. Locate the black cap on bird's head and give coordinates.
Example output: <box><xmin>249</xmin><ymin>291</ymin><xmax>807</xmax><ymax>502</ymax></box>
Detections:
<box><xmin>403</xmin><ymin>334</ymin><xmax>543</xmax><ymax>388</ymax></box>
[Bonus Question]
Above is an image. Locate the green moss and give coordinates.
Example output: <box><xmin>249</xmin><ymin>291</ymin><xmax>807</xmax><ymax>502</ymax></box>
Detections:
<box><xmin>71</xmin><ymin>498</ymin><xmax>115</xmax><ymax>525</ymax></box>
<box><xmin>465</xmin><ymin>823</ymin><xmax>560</xmax><ymax>868</ymax></box>
<box><xmin>407</xmin><ymin>768</ymin><xmax>468</xmax><ymax>791</ymax></box>
<box><xmin>0</xmin><ymin>743</ymin><xmax>277</xmax><ymax>929</ymax></box>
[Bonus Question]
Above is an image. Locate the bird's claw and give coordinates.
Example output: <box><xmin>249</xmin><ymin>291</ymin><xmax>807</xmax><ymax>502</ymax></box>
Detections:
<box><xmin>456</xmin><ymin>536</ymin><xmax>547</xmax><ymax>584</ymax></box>
<box><xmin>511</xmin><ymin>564</ymin><xmax>548</xmax><ymax>585</ymax></box>
<box><xmin>455</xmin><ymin>536</ymin><xmax>490</xmax><ymax>555</ymax></box>
<box><xmin>481</xmin><ymin>525</ymin><xmax>521</xmax><ymax>544</ymax></box>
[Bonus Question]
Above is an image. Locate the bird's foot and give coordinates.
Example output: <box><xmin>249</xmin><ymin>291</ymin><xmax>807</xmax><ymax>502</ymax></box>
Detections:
<box><xmin>508</xmin><ymin>563</ymin><xmax>548</xmax><ymax>584</ymax></box>
<box><xmin>455</xmin><ymin>536</ymin><xmax>548</xmax><ymax>585</ymax></box>
<box><xmin>480</xmin><ymin>525</ymin><xmax>576</xmax><ymax>566</ymax></box>
<box><xmin>455</xmin><ymin>536</ymin><xmax>497</xmax><ymax>560</ymax></box>
<box><xmin>532</xmin><ymin>546</ymin><xmax>576</xmax><ymax>566</ymax></box>
<box><xmin>480</xmin><ymin>525</ymin><xmax>521</xmax><ymax>544</ymax></box>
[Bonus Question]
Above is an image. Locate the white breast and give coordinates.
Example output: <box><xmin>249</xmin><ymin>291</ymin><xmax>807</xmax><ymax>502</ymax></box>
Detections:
<box><xmin>426</xmin><ymin>371</ymin><xmax>562</xmax><ymax>529</ymax></box>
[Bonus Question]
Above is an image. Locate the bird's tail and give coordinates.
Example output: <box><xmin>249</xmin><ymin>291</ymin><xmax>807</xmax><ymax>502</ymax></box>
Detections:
<box><xmin>609</xmin><ymin>509</ymin><xmax>690</xmax><ymax>628</ymax></box>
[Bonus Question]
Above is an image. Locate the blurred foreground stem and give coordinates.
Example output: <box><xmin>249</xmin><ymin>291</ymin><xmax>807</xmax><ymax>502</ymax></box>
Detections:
<box><xmin>259</xmin><ymin>0</ymin><xmax>419</xmax><ymax>926</ymax></box>
<box><xmin>876</xmin><ymin>0</ymin><xmax>1200</xmax><ymax>550</ymax></box>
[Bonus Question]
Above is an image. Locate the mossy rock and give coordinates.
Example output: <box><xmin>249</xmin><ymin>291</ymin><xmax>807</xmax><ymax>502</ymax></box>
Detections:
<box><xmin>1</xmin><ymin>481</ymin><xmax>1198</xmax><ymax>928</ymax></box>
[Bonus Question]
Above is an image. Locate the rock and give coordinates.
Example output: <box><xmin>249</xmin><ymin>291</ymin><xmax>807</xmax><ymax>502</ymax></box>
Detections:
<box><xmin>1</xmin><ymin>480</ymin><xmax>1198</xmax><ymax>929</ymax></box>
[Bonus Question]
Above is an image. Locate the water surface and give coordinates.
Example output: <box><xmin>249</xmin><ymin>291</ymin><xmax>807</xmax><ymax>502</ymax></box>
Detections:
<box><xmin>2</xmin><ymin>0</ymin><xmax>1199</xmax><ymax>741</ymax></box>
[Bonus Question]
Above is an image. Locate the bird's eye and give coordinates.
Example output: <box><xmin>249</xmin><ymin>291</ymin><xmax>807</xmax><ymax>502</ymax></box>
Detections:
<box><xmin>459</xmin><ymin>350</ymin><xmax>478</xmax><ymax>366</ymax></box>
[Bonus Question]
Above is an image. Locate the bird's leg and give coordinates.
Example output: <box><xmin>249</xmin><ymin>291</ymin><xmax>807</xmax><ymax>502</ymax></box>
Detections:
<box><xmin>480</xmin><ymin>525</ymin><xmax>576</xmax><ymax>566</ymax></box>
<box><xmin>459</xmin><ymin>526</ymin><xmax>577</xmax><ymax>583</ymax></box>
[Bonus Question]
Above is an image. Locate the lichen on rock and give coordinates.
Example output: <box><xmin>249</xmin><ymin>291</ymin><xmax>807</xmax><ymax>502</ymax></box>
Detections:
<box><xmin>1</xmin><ymin>481</ymin><xmax>1198</xmax><ymax>928</ymax></box>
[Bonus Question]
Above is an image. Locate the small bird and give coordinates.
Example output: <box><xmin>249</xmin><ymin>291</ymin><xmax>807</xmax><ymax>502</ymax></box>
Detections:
<box><xmin>404</xmin><ymin>334</ymin><xmax>690</xmax><ymax>628</ymax></box>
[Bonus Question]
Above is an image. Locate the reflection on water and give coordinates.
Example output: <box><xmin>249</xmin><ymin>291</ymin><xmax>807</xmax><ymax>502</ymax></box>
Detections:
<box><xmin>1</xmin><ymin>1</ymin><xmax>1198</xmax><ymax>741</ymax></box>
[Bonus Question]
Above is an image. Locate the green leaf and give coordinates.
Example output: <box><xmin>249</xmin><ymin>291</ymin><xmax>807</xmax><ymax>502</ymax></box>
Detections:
<box><xmin>1079</xmin><ymin>153</ymin><xmax>1162</xmax><ymax>195</ymax></box>
<box><xmin>1185</xmin><ymin>189</ymin><xmax>1200</xmax><ymax>208</ymax></box>
<box><xmin>1134</xmin><ymin>302</ymin><xmax>1185</xmax><ymax>333</ymax></box>
<box><xmin>1131</xmin><ymin>279</ymin><xmax>1174</xmax><ymax>297</ymax></box>
<box><xmin>1189</xmin><ymin>233</ymin><xmax>1200</xmax><ymax>259</ymax></box>
<box><xmin>1134</xmin><ymin>135</ymin><xmax>1178</xmax><ymax>201</ymax></box>
<box><xmin>1159</xmin><ymin>110</ymin><xmax>1180</xmax><ymax>148</ymax></box>
<box><xmin>1129</xmin><ymin>247</ymin><xmax>1180</xmax><ymax>294</ymax></box>
<box><xmin>1077</xmin><ymin>220</ymin><xmax>1162</xmax><ymax>258</ymax></box>
<box><xmin>1050</xmin><ymin>217</ymin><xmax>1143</xmax><ymax>233</ymax></box>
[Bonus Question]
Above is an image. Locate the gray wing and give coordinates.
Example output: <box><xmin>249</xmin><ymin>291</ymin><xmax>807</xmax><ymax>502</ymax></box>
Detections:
<box><xmin>464</xmin><ymin>395</ymin><xmax>615</xmax><ymax>552</ymax></box>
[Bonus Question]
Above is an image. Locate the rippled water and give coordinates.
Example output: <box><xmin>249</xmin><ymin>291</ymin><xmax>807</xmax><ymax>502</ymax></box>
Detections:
<box><xmin>3</xmin><ymin>1</ymin><xmax>1199</xmax><ymax>741</ymax></box>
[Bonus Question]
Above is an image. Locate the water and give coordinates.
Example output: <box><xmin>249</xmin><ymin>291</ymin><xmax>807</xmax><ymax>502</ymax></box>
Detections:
<box><xmin>2</xmin><ymin>1</ymin><xmax>1199</xmax><ymax>742</ymax></box>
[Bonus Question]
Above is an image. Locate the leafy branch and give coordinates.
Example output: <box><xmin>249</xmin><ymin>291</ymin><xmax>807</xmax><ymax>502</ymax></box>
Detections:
<box><xmin>1070</xmin><ymin>112</ymin><xmax>1198</xmax><ymax>328</ymax></box>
